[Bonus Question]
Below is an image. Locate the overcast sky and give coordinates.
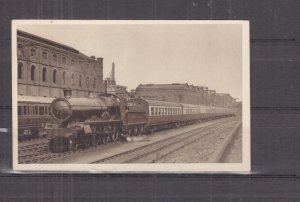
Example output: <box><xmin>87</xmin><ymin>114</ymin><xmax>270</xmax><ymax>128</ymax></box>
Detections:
<box><xmin>18</xmin><ymin>22</ymin><xmax>243</xmax><ymax>99</ymax></box>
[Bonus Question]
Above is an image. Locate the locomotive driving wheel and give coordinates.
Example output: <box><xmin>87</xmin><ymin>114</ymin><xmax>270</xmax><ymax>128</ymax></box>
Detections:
<box><xmin>101</xmin><ymin>126</ymin><xmax>110</xmax><ymax>144</ymax></box>
<box><xmin>111</xmin><ymin>127</ymin><xmax>119</xmax><ymax>142</ymax></box>
<box><xmin>139</xmin><ymin>126</ymin><xmax>144</xmax><ymax>136</ymax></box>
<box><xmin>91</xmin><ymin>134</ymin><xmax>100</xmax><ymax>146</ymax></box>
<box><xmin>84</xmin><ymin>135</ymin><xmax>91</xmax><ymax>148</ymax></box>
<box><xmin>68</xmin><ymin>136</ymin><xmax>77</xmax><ymax>152</ymax></box>
<box><xmin>133</xmin><ymin>126</ymin><xmax>139</xmax><ymax>136</ymax></box>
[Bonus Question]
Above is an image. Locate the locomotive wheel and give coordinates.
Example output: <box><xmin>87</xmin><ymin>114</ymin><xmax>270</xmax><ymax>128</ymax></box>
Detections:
<box><xmin>84</xmin><ymin>136</ymin><xmax>91</xmax><ymax>148</ymax></box>
<box><xmin>101</xmin><ymin>134</ymin><xmax>110</xmax><ymax>144</ymax></box>
<box><xmin>91</xmin><ymin>134</ymin><xmax>100</xmax><ymax>146</ymax></box>
<box><xmin>133</xmin><ymin>126</ymin><xmax>139</xmax><ymax>136</ymax></box>
<box><xmin>128</xmin><ymin>128</ymin><xmax>133</xmax><ymax>136</ymax></box>
<box><xmin>49</xmin><ymin>140</ymin><xmax>55</xmax><ymax>153</ymax></box>
<box><xmin>139</xmin><ymin>126</ymin><xmax>144</xmax><ymax>136</ymax></box>
<box><xmin>68</xmin><ymin>137</ymin><xmax>77</xmax><ymax>152</ymax></box>
<box><xmin>111</xmin><ymin>130</ymin><xmax>119</xmax><ymax>142</ymax></box>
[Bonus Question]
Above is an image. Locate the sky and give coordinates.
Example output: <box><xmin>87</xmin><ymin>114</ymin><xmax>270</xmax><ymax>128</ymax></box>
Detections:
<box><xmin>18</xmin><ymin>22</ymin><xmax>243</xmax><ymax>99</ymax></box>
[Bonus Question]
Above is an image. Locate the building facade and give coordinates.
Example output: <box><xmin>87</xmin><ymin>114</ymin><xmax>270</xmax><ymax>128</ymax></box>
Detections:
<box><xmin>135</xmin><ymin>83</ymin><xmax>207</xmax><ymax>105</ymax></box>
<box><xmin>135</xmin><ymin>83</ymin><xmax>235</xmax><ymax>107</ymax></box>
<box><xmin>17</xmin><ymin>30</ymin><xmax>104</xmax><ymax>98</ymax></box>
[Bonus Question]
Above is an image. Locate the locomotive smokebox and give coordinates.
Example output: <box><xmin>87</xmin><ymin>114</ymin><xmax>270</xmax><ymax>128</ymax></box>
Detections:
<box><xmin>63</xmin><ymin>88</ymin><xmax>72</xmax><ymax>99</ymax></box>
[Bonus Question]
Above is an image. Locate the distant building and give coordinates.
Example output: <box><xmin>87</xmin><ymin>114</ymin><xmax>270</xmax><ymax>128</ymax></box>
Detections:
<box><xmin>17</xmin><ymin>30</ymin><xmax>104</xmax><ymax>98</ymax></box>
<box><xmin>135</xmin><ymin>83</ymin><xmax>235</xmax><ymax>106</ymax></box>
<box><xmin>215</xmin><ymin>93</ymin><xmax>234</xmax><ymax>107</ymax></box>
<box><xmin>103</xmin><ymin>63</ymin><xmax>129</xmax><ymax>100</ymax></box>
<box><xmin>135</xmin><ymin>83</ymin><xmax>207</xmax><ymax>105</ymax></box>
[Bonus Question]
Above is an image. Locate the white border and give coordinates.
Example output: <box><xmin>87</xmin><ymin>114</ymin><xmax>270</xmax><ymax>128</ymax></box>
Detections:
<box><xmin>12</xmin><ymin>20</ymin><xmax>250</xmax><ymax>173</ymax></box>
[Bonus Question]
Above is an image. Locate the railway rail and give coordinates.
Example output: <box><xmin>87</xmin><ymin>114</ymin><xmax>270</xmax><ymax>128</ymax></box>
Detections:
<box><xmin>91</xmin><ymin>118</ymin><xmax>239</xmax><ymax>164</ymax></box>
<box><xmin>18</xmin><ymin>117</ymin><xmax>239</xmax><ymax>164</ymax></box>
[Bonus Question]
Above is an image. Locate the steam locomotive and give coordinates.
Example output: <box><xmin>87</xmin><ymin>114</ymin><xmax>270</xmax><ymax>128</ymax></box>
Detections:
<box><xmin>48</xmin><ymin>89</ymin><xmax>236</xmax><ymax>152</ymax></box>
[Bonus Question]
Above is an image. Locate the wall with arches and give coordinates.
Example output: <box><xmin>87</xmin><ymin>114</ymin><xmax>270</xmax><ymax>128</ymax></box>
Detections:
<box><xmin>17</xmin><ymin>30</ymin><xmax>104</xmax><ymax>98</ymax></box>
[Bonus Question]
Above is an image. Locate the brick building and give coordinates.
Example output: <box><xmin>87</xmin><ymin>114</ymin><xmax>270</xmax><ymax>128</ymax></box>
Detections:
<box><xmin>135</xmin><ymin>83</ymin><xmax>235</xmax><ymax>106</ymax></box>
<box><xmin>215</xmin><ymin>93</ymin><xmax>234</xmax><ymax>107</ymax></box>
<box><xmin>17</xmin><ymin>30</ymin><xmax>104</xmax><ymax>98</ymax></box>
<box><xmin>135</xmin><ymin>83</ymin><xmax>207</xmax><ymax>105</ymax></box>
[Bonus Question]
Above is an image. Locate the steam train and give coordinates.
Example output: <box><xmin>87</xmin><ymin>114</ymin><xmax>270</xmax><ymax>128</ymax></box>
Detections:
<box><xmin>48</xmin><ymin>89</ymin><xmax>237</xmax><ymax>152</ymax></box>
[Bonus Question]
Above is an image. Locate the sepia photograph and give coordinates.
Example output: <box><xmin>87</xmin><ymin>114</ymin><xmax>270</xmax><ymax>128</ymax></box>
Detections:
<box><xmin>12</xmin><ymin>20</ymin><xmax>250</xmax><ymax>172</ymax></box>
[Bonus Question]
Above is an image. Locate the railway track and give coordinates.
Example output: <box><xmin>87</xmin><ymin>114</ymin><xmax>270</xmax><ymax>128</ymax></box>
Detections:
<box><xmin>18</xmin><ymin>138</ymin><xmax>123</xmax><ymax>164</ymax></box>
<box><xmin>18</xmin><ymin>117</ymin><xmax>238</xmax><ymax>164</ymax></box>
<box><xmin>91</xmin><ymin>118</ymin><xmax>238</xmax><ymax>164</ymax></box>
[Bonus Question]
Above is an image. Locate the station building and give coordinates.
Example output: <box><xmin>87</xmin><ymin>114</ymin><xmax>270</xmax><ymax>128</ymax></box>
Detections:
<box><xmin>17</xmin><ymin>30</ymin><xmax>104</xmax><ymax>98</ymax></box>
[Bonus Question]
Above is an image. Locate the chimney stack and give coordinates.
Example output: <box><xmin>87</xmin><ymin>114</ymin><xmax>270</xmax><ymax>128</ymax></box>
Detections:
<box><xmin>112</xmin><ymin>62</ymin><xmax>115</xmax><ymax>81</ymax></box>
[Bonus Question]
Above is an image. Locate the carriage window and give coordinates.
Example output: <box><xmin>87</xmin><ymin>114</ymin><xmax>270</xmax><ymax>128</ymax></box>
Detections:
<box><xmin>165</xmin><ymin>108</ymin><xmax>167</xmax><ymax>115</ymax></box>
<box><xmin>18</xmin><ymin>106</ymin><xmax>22</xmax><ymax>115</ymax></box>
<box><xmin>151</xmin><ymin>107</ymin><xmax>154</xmax><ymax>116</ymax></box>
<box><xmin>159</xmin><ymin>108</ymin><xmax>161</xmax><ymax>116</ymax></box>
<box><xmin>39</xmin><ymin>106</ymin><xmax>44</xmax><ymax>115</ymax></box>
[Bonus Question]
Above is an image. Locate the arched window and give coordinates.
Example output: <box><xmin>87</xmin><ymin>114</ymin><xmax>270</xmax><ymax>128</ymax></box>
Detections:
<box><xmin>42</xmin><ymin>67</ymin><xmax>47</xmax><ymax>82</ymax></box>
<box><xmin>42</xmin><ymin>52</ymin><xmax>47</xmax><ymax>59</ymax></box>
<box><xmin>53</xmin><ymin>69</ymin><xmax>57</xmax><ymax>84</ymax></box>
<box><xmin>53</xmin><ymin>54</ymin><xmax>57</xmax><ymax>62</ymax></box>
<box><xmin>79</xmin><ymin>75</ymin><xmax>82</xmax><ymax>87</ymax></box>
<box><xmin>86</xmin><ymin>77</ymin><xmax>89</xmax><ymax>88</ymax></box>
<box><xmin>62</xmin><ymin>71</ymin><xmax>66</xmax><ymax>85</ymax></box>
<box><xmin>30</xmin><ymin>49</ymin><xmax>36</xmax><ymax>56</ymax></box>
<box><xmin>93</xmin><ymin>78</ymin><xmax>96</xmax><ymax>89</ymax></box>
<box><xmin>18</xmin><ymin>62</ymin><xmax>23</xmax><ymax>79</ymax></box>
<box><xmin>71</xmin><ymin>73</ymin><xmax>74</xmax><ymax>86</ymax></box>
<box><xmin>30</xmin><ymin>65</ymin><xmax>36</xmax><ymax>81</ymax></box>
<box><xmin>62</xmin><ymin>57</ymin><xmax>66</xmax><ymax>65</ymax></box>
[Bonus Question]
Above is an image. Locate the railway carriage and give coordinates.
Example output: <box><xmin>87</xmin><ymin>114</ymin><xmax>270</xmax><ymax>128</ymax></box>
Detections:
<box><xmin>18</xmin><ymin>95</ymin><xmax>54</xmax><ymax>141</ymax></box>
<box><xmin>125</xmin><ymin>99</ymin><xmax>183</xmax><ymax>134</ymax></box>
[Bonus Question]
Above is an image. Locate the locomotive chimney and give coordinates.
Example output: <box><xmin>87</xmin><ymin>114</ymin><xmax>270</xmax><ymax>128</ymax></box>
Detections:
<box><xmin>63</xmin><ymin>88</ymin><xmax>72</xmax><ymax>99</ymax></box>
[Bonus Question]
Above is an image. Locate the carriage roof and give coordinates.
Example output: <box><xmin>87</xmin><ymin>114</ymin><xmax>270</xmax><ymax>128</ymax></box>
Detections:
<box><xmin>143</xmin><ymin>99</ymin><xmax>182</xmax><ymax>107</ymax></box>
